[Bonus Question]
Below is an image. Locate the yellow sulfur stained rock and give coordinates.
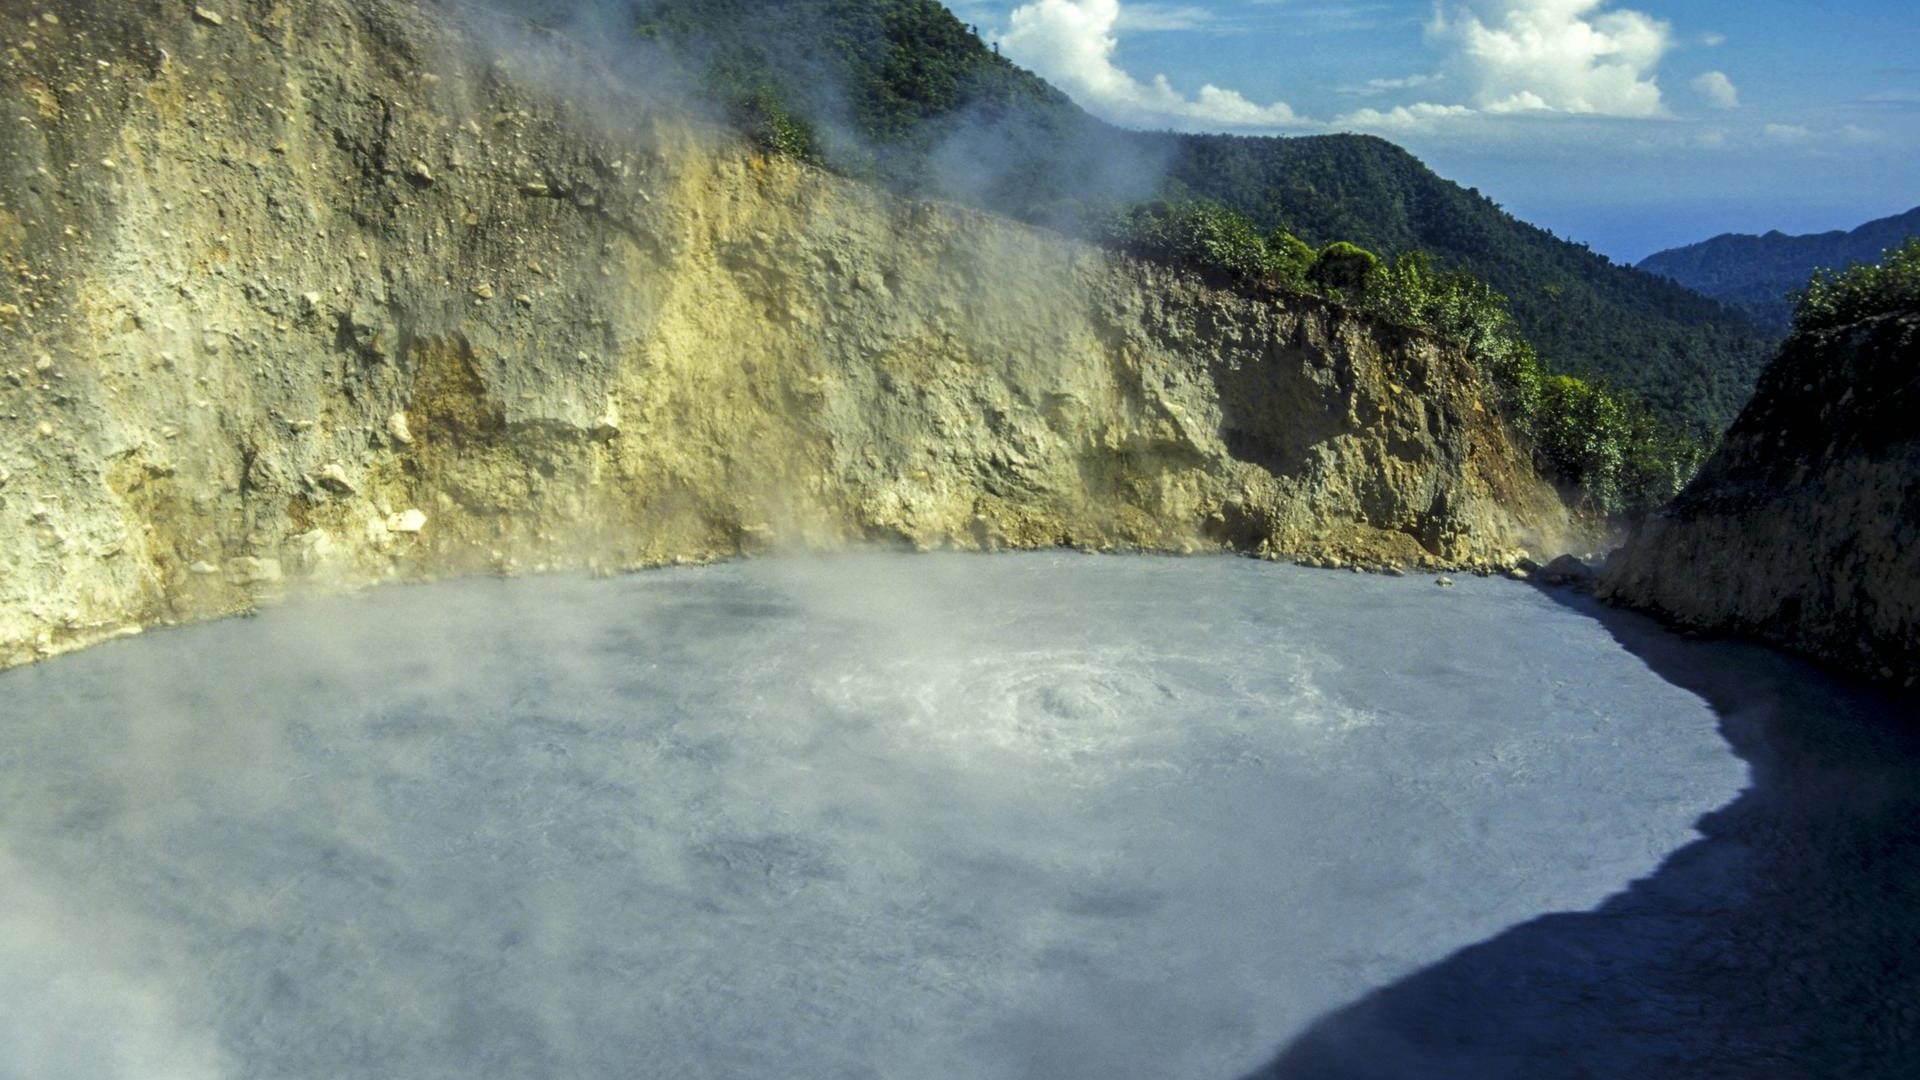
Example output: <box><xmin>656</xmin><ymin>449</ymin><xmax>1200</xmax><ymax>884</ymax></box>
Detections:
<box><xmin>0</xmin><ymin>0</ymin><xmax>1578</xmax><ymax>672</ymax></box>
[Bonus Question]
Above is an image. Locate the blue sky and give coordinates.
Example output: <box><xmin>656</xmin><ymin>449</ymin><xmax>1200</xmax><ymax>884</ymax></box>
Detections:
<box><xmin>949</xmin><ymin>1</ymin><xmax>1920</xmax><ymax>261</ymax></box>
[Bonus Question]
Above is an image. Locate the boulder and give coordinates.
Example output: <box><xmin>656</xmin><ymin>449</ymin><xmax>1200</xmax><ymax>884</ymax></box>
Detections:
<box><xmin>1540</xmin><ymin>554</ymin><xmax>1597</xmax><ymax>587</ymax></box>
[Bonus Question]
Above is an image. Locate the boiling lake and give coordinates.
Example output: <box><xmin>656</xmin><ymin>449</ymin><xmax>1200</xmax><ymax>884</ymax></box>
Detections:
<box><xmin>3</xmin><ymin>554</ymin><xmax>1914</xmax><ymax>1078</ymax></box>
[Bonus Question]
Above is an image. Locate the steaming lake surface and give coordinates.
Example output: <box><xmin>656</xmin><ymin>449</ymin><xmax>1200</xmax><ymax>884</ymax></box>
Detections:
<box><xmin>3</xmin><ymin>553</ymin><xmax>1912</xmax><ymax>1078</ymax></box>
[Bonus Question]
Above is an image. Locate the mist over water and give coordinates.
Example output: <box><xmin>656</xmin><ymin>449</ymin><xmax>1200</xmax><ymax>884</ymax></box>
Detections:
<box><xmin>0</xmin><ymin>554</ymin><xmax>1817</xmax><ymax>1078</ymax></box>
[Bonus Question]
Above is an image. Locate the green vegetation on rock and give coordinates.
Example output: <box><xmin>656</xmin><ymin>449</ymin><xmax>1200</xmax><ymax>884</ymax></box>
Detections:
<box><xmin>1092</xmin><ymin>202</ymin><xmax>1710</xmax><ymax>513</ymax></box>
<box><xmin>1309</xmin><ymin>242</ymin><xmax>1381</xmax><ymax>294</ymax></box>
<box><xmin>1094</xmin><ymin>199</ymin><xmax>1295</xmax><ymax>284</ymax></box>
<box><xmin>1086</xmin><ymin>203</ymin><xmax>1706</xmax><ymax>514</ymax></box>
<box><xmin>1790</xmin><ymin>238</ymin><xmax>1920</xmax><ymax>339</ymax></box>
<box><xmin>1356</xmin><ymin>251</ymin><xmax>1711</xmax><ymax>515</ymax></box>
<box><xmin>1147</xmin><ymin>132</ymin><xmax>1774</xmax><ymax>433</ymax></box>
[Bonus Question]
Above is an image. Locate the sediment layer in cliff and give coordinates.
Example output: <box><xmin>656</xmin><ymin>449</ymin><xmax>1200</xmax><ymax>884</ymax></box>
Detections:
<box><xmin>0</xmin><ymin>0</ymin><xmax>1568</xmax><ymax>668</ymax></box>
<box><xmin>1601</xmin><ymin>312</ymin><xmax>1920</xmax><ymax>689</ymax></box>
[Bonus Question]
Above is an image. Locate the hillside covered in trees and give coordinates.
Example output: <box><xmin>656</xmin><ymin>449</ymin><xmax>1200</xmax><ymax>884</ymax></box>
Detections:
<box><xmin>1152</xmin><ymin>133</ymin><xmax>1772</xmax><ymax>430</ymax></box>
<box><xmin>1639</xmin><ymin>205</ymin><xmax>1920</xmax><ymax>330</ymax></box>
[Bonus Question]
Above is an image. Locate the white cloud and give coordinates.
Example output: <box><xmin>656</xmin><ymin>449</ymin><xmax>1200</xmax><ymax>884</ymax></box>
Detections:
<box><xmin>1428</xmin><ymin>0</ymin><xmax>1672</xmax><ymax>117</ymax></box>
<box><xmin>1112</xmin><ymin>4</ymin><xmax>1213</xmax><ymax>31</ymax></box>
<box><xmin>1001</xmin><ymin>0</ymin><xmax>1310</xmax><ymax>129</ymax></box>
<box><xmin>1336</xmin><ymin>102</ymin><xmax>1477</xmax><ymax>132</ymax></box>
<box><xmin>1341</xmin><ymin>73</ymin><xmax>1444</xmax><ymax>97</ymax></box>
<box><xmin>1692</xmin><ymin>70</ymin><xmax>1739</xmax><ymax>109</ymax></box>
<box><xmin>994</xmin><ymin>0</ymin><xmax>1792</xmax><ymax>150</ymax></box>
<box><xmin>1339</xmin><ymin>1</ymin><xmax>1675</xmax><ymax>133</ymax></box>
<box><xmin>1754</xmin><ymin>122</ymin><xmax>1882</xmax><ymax>150</ymax></box>
<box><xmin>1247</xmin><ymin>2</ymin><xmax>1403</xmax><ymax>35</ymax></box>
<box><xmin>1701</xmin><ymin>32</ymin><xmax>1726</xmax><ymax>47</ymax></box>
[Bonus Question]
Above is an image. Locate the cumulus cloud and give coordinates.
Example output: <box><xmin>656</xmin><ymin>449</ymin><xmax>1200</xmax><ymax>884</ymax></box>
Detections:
<box><xmin>1001</xmin><ymin>0</ymin><xmax>1309</xmax><ymax>129</ymax></box>
<box><xmin>1323</xmin><ymin>1</ymin><xmax>1680</xmax><ymax>135</ymax></box>
<box><xmin>1692</xmin><ymin>70</ymin><xmax>1739</xmax><ymax>109</ymax></box>
<box><xmin>1428</xmin><ymin>0</ymin><xmax>1672</xmax><ymax>117</ymax></box>
<box><xmin>1763</xmin><ymin>122</ymin><xmax>1811</xmax><ymax>141</ymax></box>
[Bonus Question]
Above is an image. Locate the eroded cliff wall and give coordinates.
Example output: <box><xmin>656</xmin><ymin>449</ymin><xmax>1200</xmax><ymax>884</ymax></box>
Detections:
<box><xmin>0</xmin><ymin>0</ymin><xmax>1567</xmax><ymax>668</ymax></box>
<box><xmin>1601</xmin><ymin>312</ymin><xmax>1920</xmax><ymax>689</ymax></box>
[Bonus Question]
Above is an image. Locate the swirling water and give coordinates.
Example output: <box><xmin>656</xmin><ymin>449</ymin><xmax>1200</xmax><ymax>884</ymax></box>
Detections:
<box><xmin>0</xmin><ymin>554</ymin><xmax>1912</xmax><ymax>1078</ymax></box>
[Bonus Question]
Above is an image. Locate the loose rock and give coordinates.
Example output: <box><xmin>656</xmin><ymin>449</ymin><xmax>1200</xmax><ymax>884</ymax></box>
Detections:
<box><xmin>1540</xmin><ymin>554</ymin><xmax>1597</xmax><ymax>587</ymax></box>
<box><xmin>387</xmin><ymin>509</ymin><xmax>428</xmax><ymax>534</ymax></box>
<box><xmin>225</xmin><ymin>557</ymin><xmax>283</xmax><ymax>587</ymax></box>
<box><xmin>311</xmin><ymin>464</ymin><xmax>356</xmax><ymax>495</ymax></box>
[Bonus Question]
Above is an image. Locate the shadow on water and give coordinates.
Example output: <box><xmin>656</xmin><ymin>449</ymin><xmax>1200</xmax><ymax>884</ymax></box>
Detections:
<box><xmin>1243</xmin><ymin>588</ymin><xmax>1920</xmax><ymax>1080</ymax></box>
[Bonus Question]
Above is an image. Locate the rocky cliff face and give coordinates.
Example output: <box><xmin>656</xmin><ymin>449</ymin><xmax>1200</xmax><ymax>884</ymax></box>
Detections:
<box><xmin>1601</xmin><ymin>312</ymin><xmax>1920</xmax><ymax>689</ymax></box>
<box><xmin>0</xmin><ymin>0</ymin><xmax>1569</xmax><ymax>669</ymax></box>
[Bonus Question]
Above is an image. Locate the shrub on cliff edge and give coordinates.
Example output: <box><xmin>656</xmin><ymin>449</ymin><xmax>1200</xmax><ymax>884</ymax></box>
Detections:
<box><xmin>1790</xmin><ymin>238</ymin><xmax>1920</xmax><ymax>338</ymax></box>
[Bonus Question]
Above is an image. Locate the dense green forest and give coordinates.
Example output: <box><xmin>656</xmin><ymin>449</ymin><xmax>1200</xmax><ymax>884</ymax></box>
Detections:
<box><xmin>487</xmin><ymin>0</ymin><xmax>1774</xmax><ymax>512</ymax></box>
<box><xmin>1639</xmin><ymin>206</ymin><xmax>1920</xmax><ymax>330</ymax></box>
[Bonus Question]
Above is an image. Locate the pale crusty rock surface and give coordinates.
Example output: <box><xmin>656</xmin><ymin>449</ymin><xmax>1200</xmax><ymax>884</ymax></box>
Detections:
<box><xmin>1601</xmin><ymin>312</ymin><xmax>1920</xmax><ymax>689</ymax></box>
<box><xmin>0</xmin><ymin>0</ymin><xmax>1569</xmax><ymax>669</ymax></box>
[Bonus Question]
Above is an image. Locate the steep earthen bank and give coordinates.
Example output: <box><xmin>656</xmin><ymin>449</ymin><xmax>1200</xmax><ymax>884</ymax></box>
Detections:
<box><xmin>1601</xmin><ymin>312</ymin><xmax>1920</xmax><ymax>689</ymax></box>
<box><xmin>0</xmin><ymin>0</ymin><xmax>1569</xmax><ymax>669</ymax></box>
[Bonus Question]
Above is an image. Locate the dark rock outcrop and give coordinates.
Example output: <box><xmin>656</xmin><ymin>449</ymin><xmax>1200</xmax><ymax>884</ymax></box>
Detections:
<box><xmin>1601</xmin><ymin>312</ymin><xmax>1920</xmax><ymax>689</ymax></box>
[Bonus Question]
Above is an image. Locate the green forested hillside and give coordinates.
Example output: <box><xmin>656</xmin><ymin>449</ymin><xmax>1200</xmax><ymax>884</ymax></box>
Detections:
<box><xmin>1152</xmin><ymin>133</ymin><xmax>1769</xmax><ymax>428</ymax></box>
<box><xmin>492</xmin><ymin>0</ymin><xmax>1773</xmax><ymax>434</ymax></box>
<box><xmin>1639</xmin><ymin>206</ymin><xmax>1920</xmax><ymax>330</ymax></box>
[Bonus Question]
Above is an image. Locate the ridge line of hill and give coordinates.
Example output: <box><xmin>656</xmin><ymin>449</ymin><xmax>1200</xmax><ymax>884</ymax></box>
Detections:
<box><xmin>1638</xmin><ymin>205</ymin><xmax>1920</xmax><ymax>330</ymax></box>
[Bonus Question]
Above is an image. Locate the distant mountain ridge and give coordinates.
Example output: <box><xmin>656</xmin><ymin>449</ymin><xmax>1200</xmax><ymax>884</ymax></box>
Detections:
<box><xmin>1638</xmin><ymin>206</ymin><xmax>1920</xmax><ymax>330</ymax></box>
<box><xmin>491</xmin><ymin>0</ymin><xmax>1774</xmax><ymax>433</ymax></box>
